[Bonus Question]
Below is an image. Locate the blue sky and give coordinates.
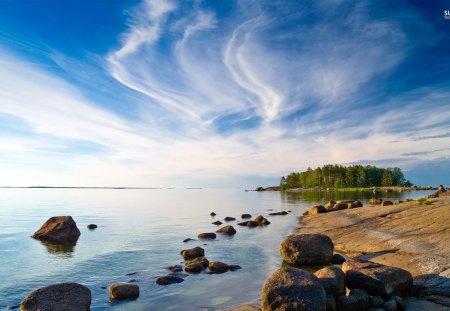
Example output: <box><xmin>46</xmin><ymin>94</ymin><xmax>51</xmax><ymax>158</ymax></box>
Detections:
<box><xmin>0</xmin><ymin>0</ymin><xmax>449</xmax><ymax>187</ymax></box>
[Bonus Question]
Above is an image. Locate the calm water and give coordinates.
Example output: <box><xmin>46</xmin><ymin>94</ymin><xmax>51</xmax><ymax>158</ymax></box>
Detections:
<box><xmin>0</xmin><ymin>188</ymin><xmax>432</xmax><ymax>310</ymax></box>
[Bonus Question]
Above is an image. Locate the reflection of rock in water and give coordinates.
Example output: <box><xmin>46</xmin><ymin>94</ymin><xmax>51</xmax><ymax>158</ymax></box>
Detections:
<box><xmin>41</xmin><ymin>240</ymin><xmax>76</xmax><ymax>256</ymax></box>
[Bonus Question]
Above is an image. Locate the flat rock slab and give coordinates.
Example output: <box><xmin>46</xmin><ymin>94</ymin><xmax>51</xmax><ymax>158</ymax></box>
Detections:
<box><xmin>261</xmin><ymin>267</ymin><xmax>326</xmax><ymax>311</ymax></box>
<box><xmin>32</xmin><ymin>216</ymin><xmax>80</xmax><ymax>243</ymax></box>
<box><xmin>20</xmin><ymin>282</ymin><xmax>91</xmax><ymax>311</ymax></box>
<box><xmin>342</xmin><ymin>259</ymin><xmax>413</xmax><ymax>297</ymax></box>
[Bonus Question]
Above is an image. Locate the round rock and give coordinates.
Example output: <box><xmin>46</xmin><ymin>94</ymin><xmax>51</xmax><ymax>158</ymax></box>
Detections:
<box><xmin>216</xmin><ymin>225</ymin><xmax>237</xmax><ymax>235</ymax></box>
<box><xmin>109</xmin><ymin>283</ymin><xmax>139</xmax><ymax>300</ymax></box>
<box><xmin>181</xmin><ymin>246</ymin><xmax>205</xmax><ymax>260</ymax></box>
<box><xmin>20</xmin><ymin>282</ymin><xmax>91</xmax><ymax>311</ymax></box>
<box><xmin>280</xmin><ymin>234</ymin><xmax>334</xmax><ymax>265</ymax></box>
<box><xmin>198</xmin><ymin>232</ymin><xmax>216</xmax><ymax>239</ymax></box>
<box><xmin>261</xmin><ymin>267</ymin><xmax>326</xmax><ymax>311</ymax></box>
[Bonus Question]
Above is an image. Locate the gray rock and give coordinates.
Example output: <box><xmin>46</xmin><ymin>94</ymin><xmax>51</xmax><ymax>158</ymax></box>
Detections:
<box><xmin>383</xmin><ymin>299</ymin><xmax>397</xmax><ymax>311</ymax></box>
<box><xmin>20</xmin><ymin>282</ymin><xmax>91</xmax><ymax>311</ymax></box>
<box><xmin>314</xmin><ymin>266</ymin><xmax>346</xmax><ymax>297</ymax></box>
<box><xmin>32</xmin><ymin>216</ymin><xmax>80</xmax><ymax>243</ymax></box>
<box><xmin>342</xmin><ymin>259</ymin><xmax>413</xmax><ymax>297</ymax></box>
<box><xmin>261</xmin><ymin>267</ymin><xmax>326</xmax><ymax>311</ymax></box>
<box><xmin>180</xmin><ymin>246</ymin><xmax>205</xmax><ymax>260</ymax></box>
<box><xmin>108</xmin><ymin>283</ymin><xmax>139</xmax><ymax>300</ymax></box>
<box><xmin>280</xmin><ymin>234</ymin><xmax>334</xmax><ymax>265</ymax></box>
<box><xmin>210</xmin><ymin>212</ymin><xmax>216</xmax><ymax>216</ymax></box>
<box><xmin>229</xmin><ymin>264</ymin><xmax>242</xmax><ymax>271</ymax></box>
<box><xmin>371</xmin><ymin>295</ymin><xmax>384</xmax><ymax>307</ymax></box>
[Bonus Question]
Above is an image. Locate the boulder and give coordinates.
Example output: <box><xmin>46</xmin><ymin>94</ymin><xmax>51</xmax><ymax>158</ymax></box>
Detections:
<box><xmin>261</xmin><ymin>267</ymin><xmax>327</xmax><ymax>311</ymax></box>
<box><xmin>280</xmin><ymin>234</ymin><xmax>334</xmax><ymax>265</ymax></box>
<box><xmin>353</xmin><ymin>200</ymin><xmax>363</xmax><ymax>207</ymax></box>
<box><xmin>347</xmin><ymin>202</ymin><xmax>361</xmax><ymax>209</ymax></box>
<box><xmin>331</xmin><ymin>253</ymin><xmax>346</xmax><ymax>264</ymax></box>
<box><xmin>342</xmin><ymin>259</ymin><xmax>413</xmax><ymax>297</ymax></box>
<box><xmin>20</xmin><ymin>283</ymin><xmax>91</xmax><ymax>311</ymax></box>
<box><xmin>224</xmin><ymin>217</ymin><xmax>236</xmax><ymax>221</ymax></box>
<box><xmin>371</xmin><ymin>296</ymin><xmax>384</xmax><ymax>307</ymax></box>
<box><xmin>314</xmin><ymin>266</ymin><xmax>346</xmax><ymax>297</ymax></box>
<box><xmin>241</xmin><ymin>214</ymin><xmax>252</xmax><ymax>219</ymax></box>
<box><xmin>391</xmin><ymin>296</ymin><xmax>404</xmax><ymax>309</ymax></box>
<box><xmin>208</xmin><ymin>261</ymin><xmax>229</xmax><ymax>274</ymax></box>
<box><xmin>246</xmin><ymin>221</ymin><xmax>259</xmax><ymax>228</ymax></box>
<box><xmin>212</xmin><ymin>221</ymin><xmax>223</xmax><ymax>225</ymax></box>
<box><xmin>184</xmin><ymin>262</ymin><xmax>205</xmax><ymax>273</ymax></box>
<box><xmin>383</xmin><ymin>299</ymin><xmax>397</xmax><ymax>311</ymax></box>
<box><xmin>108</xmin><ymin>283</ymin><xmax>139</xmax><ymax>300</ymax></box>
<box><xmin>369</xmin><ymin>198</ymin><xmax>383</xmax><ymax>205</ymax></box>
<box><xmin>326</xmin><ymin>200</ymin><xmax>336</xmax><ymax>209</ymax></box>
<box><xmin>309</xmin><ymin>205</ymin><xmax>327</xmax><ymax>215</ymax></box>
<box><xmin>198</xmin><ymin>232</ymin><xmax>216</xmax><ymax>239</ymax></box>
<box><xmin>180</xmin><ymin>246</ymin><xmax>205</xmax><ymax>260</ymax></box>
<box><xmin>32</xmin><ymin>216</ymin><xmax>80</xmax><ymax>243</ymax></box>
<box><xmin>337</xmin><ymin>289</ymin><xmax>370</xmax><ymax>311</ymax></box>
<box><xmin>268</xmin><ymin>211</ymin><xmax>288</xmax><ymax>216</ymax></box>
<box><xmin>262</xmin><ymin>218</ymin><xmax>271</xmax><ymax>225</ymax></box>
<box><xmin>87</xmin><ymin>224</ymin><xmax>97</xmax><ymax>230</ymax></box>
<box><xmin>186</xmin><ymin>256</ymin><xmax>209</xmax><ymax>268</ymax></box>
<box><xmin>334</xmin><ymin>203</ymin><xmax>348</xmax><ymax>210</ymax></box>
<box><xmin>254</xmin><ymin>215</ymin><xmax>265</xmax><ymax>222</ymax></box>
<box><xmin>216</xmin><ymin>225</ymin><xmax>237</xmax><ymax>235</ymax></box>
<box><xmin>381</xmin><ymin>200</ymin><xmax>394</xmax><ymax>206</ymax></box>
<box><xmin>156</xmin><ymin>275</ymin><xmax>184</xmax><ymax>285</ymax></box>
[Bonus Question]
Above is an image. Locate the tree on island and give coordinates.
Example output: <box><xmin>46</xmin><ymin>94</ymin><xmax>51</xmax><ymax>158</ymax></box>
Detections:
<box><xmin>280</xmin><ymin>164</ymin><xmax>413</xmax><ymax>190</ymax></box>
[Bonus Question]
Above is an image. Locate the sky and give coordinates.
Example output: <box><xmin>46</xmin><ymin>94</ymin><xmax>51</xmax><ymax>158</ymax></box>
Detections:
<box><xmin>0</xmin><ymin>0</ymin><xmax>449</xmax><ymax>188</ymax></box>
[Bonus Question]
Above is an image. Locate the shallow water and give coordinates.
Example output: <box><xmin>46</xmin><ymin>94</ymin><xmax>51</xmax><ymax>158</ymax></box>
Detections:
<box><xmin>0</xmin><ymin>188</ymin><xmax>432</xmax><ymax>310</ymax></box>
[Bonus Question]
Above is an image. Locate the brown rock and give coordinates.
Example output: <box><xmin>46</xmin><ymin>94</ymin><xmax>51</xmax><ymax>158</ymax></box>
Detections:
<box><xmin>32</xmin><ymin>216</ymin><xmax>80</xmax><ymax>243</ymax></box>
<box><xmin>20</xmin><ymin>282</ymin><xmax>91</xmax><ymax>311</ymax></box>
<box><xmin>342</xmin><ymin>259</ymin><xmax>413</xmax><ymax>297</ymax></box>
<box><xmin>109</xmin><ymin>283</ymin><xmax>139</xmax><ymax>300</ymax></box>
<box><xmin>314</xmin><ymin>266</ymin><xmax>346</xmax><ymax>297</ymax></box>
<box><xmin>208</xmin><ymin>261</ymin><xmax>229</xmax><ymax>274</ymax></box>
<box><xmin>216</xmin><ymin>225</ymin><xmax>237</xmax><ymax>235</ymax></box>
<box><xmin>186</xmin><ymin>256</ymin><xmax>209</xmax><ymax>268</ymax></box>
<box><xmin>156</xmin><ymin>275</ymin><xmax>184</xmax><ymax>285</ymax></box>
<box><xmin>279</xmin><ymin>234</ymin><xmax>334</xmax><ymax>265</ymax></box>
<box><xmin>309</xmin><ymin>205</ymin><xmax>327</xmax><ymax>215</ymax></box>
<box><xmin>246</xmin><ymin>221</ymin><xmax>259</xmax><ymax>228</ymax></box>
<box><xmin>254</xmin><ymin>215</ymin><xmax>265</xmax><ymax>222</ymax></box>
<box><xmin>334</xmin><ymin>202</ymin><xmax>348</xmax><ymax>210</ymax></box>
<box><xmin>326</xmin><ymin>200</ymin><xmax>336</xmax><ymax>209</ymax></box>
<box><xmin>381</xmin><ymin>200</ymin><xmax>394</xmax><ymax>206</ymax></box>
<box><xmin>369</xmin><ymin>198</ymin><xmax>383</xmax><ymax>205</ymax></box>
<box><xmin>261</xmin><ymin>267</ymin><xmax>326</xmax><ymax>311</ymax></box>
<box><xmin>180</xmin><ymin>246</ymin><xmax>205</xmax><ymax>260</ymax></box>
<box><xmin>198</xmin><ymin>232</ymin><xmax>216</xmax><ymax>239</ymax></box>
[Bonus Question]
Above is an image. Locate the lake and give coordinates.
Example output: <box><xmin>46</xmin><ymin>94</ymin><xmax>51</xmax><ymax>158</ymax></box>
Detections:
<box><xmin>0</xmin><ymin>188</ymin><xmax>432</xmax><ymax>310</ymax></box>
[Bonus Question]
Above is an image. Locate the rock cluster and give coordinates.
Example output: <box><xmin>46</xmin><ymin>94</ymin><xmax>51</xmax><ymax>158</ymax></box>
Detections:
<box><xmin>304</xmin><ymin>200</ymin><xmax>363</xmax><ymax>216</ymax></box>
<box><xmin>263</xmin><ymin>233</ymin><xmax>418</xmax><ymax>311</ymax></box>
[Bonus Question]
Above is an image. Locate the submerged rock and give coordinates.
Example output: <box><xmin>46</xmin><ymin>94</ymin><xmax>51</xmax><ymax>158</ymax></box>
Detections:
<box><xmin>32</xmin><ymin>216</ymin><xmax>80</xmax><ymax>243</ymax></box>
<box><xmin>212</xmin><ymin>221</ymin><xmax>223</xmax><ymax>225</ymax></box>
<box><xmin>261</xmin><ymin>267</ymin><xmax>326</xmax><ymax>311</ymax></box>
<box><xmin>180</xmin><ymin>246</ymin><xmax>205</xmax><ymax>260</ymax></box>
<box><xmin>280</xmin><ymin>234</ymin><xmax>334</xmax><ymax>265</ymax></box>
<box><xmin>198</xmin><ymin>232</ymin><xmax>216</xmax><ymax>239</ymax></box>
<box><xmin>210</xmin><ymin>212</ymin><xmax>216</xmax><ymax>216</ymax></box>
<box><xmin>208</xmin><ymin>261</ymin><xmax>229</xmax><ymax>274</ymax></box>
<box><xmin>156</xmin><ymin>275</ymin><xmax>184</xmax><ymax>286</ymax></box>
<box><xmin>216</xmin><ymin>225</ymin><xmax>237</xmax><ymax>235</ymax></box>
<box><xmin>183</xmin><ymin>238</ymin><xmax>195</xmax><ymax>243</ymax></box>
<box><xmin>241</xmin><ymin>214</ymin><xmax>252</xmax><ymax>219</ymax></box>
<box><xmin>268</xmin><ymin>211</ymin><xmax>288</xmax><ymax>216</ymax></box>
<box><xmin>167</xmin><ymin>265</ymin><xmax>183</xmax><ymax>272</ymax></box>
<box><xmin>224</xmin><ymin>217</ymin><xmax>236</xmax><ymax>221</ymax></box>
<box><xmin>20</xmin><ymin>282</ymin><xmax>91</xmax><ymax>311</ymax></box>
<box><xmin>108</xmin><ymin>283</ymin><xmax>139</xmax><ymax>300</ymax></box>
<box><xmin>87</xmin><ymin>224</ymin><xmax>97</xmax><ymax>230</ymax></box>
<box><xmin>342</xmin><ymin>259</ymin><xmax>413</xmax><ymax>297</ymax></box>
<box><xmin>229</xmin><ymin>264</ymin><xmax>242</xmax><ymax>271</ymax></box>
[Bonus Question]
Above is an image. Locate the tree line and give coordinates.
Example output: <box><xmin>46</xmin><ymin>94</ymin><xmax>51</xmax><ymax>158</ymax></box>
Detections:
<box><xmin>280</xmin><ymin>164</ymin><xmax>413</xmax><ymax>190</ymax></box>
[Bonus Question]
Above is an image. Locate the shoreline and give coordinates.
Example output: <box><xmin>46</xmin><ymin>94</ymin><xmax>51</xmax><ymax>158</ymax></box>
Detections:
<box><xmin>252</xmin><ymin>186</ymin><xmax>438</xmax><ymax>192</ymax></box>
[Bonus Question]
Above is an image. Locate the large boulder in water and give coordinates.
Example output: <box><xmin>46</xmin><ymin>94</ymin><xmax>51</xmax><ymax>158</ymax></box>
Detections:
<box><xmin>20</xmin><ymin>282</ymin><xmax>91</xmax><ymax>311</ymax></box>
<box><xmin>180</xmin><ymin>246</ymin><xmax>205</xmax><ymax>260</ymax></box>
<box><xmin>32</xmin><ymin>216</ymin><xmax>80</xmax><ymax>243</ymax></box>
<box><xmin>280</xmin><ymin>234</ymin><xmax>334</xmax><ymax>265</ymax></box>
<box><xmin>261</xmin><ymin>267</ymin><xmax>327</xmax><ymax>311</ymax></box>
<box><xmin>216</xmin><ymin>225</ymin><xmax>236</xmax><ymax>235</ymax></box>
<box><xmin>342</xmin><ymin>259</ymin><xmax>413</xmax><ymax>297</ymax></box>
<box><xmin>108</xmin><ymin>283</ymin><xmax>139</xmax><ymax>300</ymax></box>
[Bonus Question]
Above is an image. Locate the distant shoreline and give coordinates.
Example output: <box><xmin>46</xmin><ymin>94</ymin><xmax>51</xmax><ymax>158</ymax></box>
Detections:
<box><xmin>0</xmin><ymin>186</ymin><xmax>203</xmax><ymax>190</ymax></box>
<box><xmin>251</xmin><ymin>186</ymin><xmax>436</xmax><ymax>192</ymax></box>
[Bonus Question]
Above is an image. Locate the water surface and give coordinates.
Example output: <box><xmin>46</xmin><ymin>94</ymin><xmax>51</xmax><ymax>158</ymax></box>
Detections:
<box><xmin>0</xmin><ymin>188</ymin><xmax>431</xmax><ymax>310</ymax></box>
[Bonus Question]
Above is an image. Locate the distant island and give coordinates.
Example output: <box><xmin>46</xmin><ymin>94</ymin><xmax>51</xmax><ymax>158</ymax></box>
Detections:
<box><xmin>254</xmin><ymin>164</ymin><xmax>423</xmax><ymax>192</ymax></box>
